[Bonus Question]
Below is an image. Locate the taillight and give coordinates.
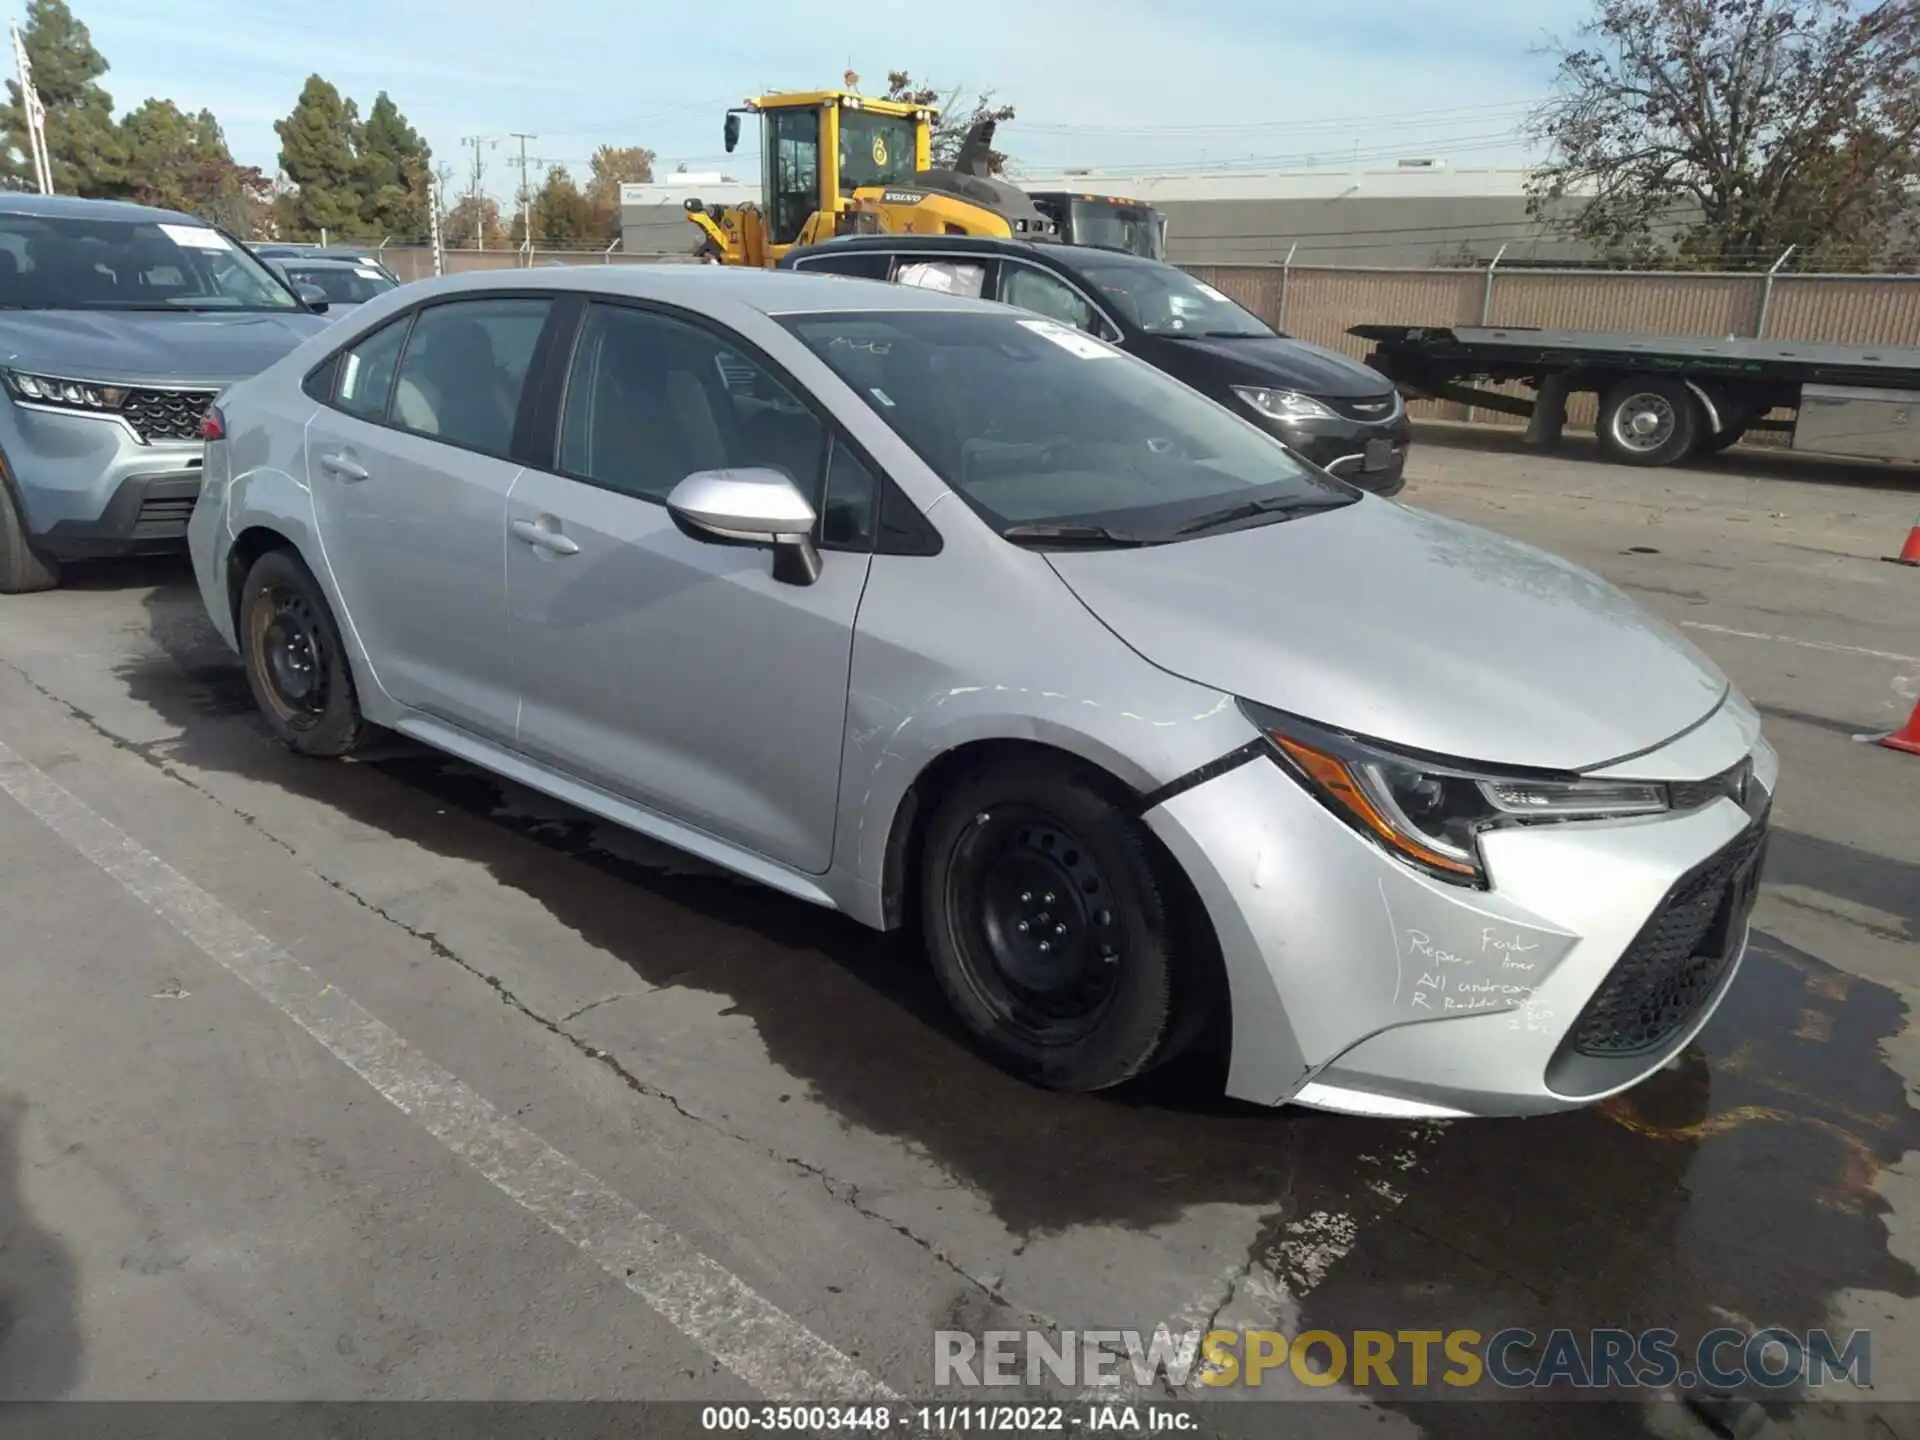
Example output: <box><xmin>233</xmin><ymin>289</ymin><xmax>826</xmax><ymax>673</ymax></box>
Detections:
<box><xmin>199</xmin><ymin>405</ymin><xmax>226</xmax><ymax>442</ymax></box>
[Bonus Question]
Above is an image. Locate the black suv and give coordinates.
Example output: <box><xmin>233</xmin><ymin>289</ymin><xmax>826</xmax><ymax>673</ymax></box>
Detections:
<box><xmin>778</xmin><ymin>234</ymin><xmax>1411</xmax><ymax>495</ymax></box>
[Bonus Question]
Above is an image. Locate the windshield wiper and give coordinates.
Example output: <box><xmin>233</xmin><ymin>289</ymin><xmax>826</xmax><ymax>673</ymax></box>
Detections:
<box><xmin>1176</xmin><ymin>495</ymin><xmax>1349</xmax><ymax>537</ymax></box>
<box><xmin>1000</xmin><ymin>523</ymin><xmax>1149</xmax><ymax>548</ymax></box>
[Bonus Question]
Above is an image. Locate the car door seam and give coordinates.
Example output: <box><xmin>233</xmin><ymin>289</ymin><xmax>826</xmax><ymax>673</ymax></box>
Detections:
<box><xmin>503</xmin><ymin>465</ymin><xmax>527</xmax><ymax>746</ymax></box>
<box><xmin>301</xmin><ymin>407</ymin><xmax>388</xmax><ymax>701</ymax></box>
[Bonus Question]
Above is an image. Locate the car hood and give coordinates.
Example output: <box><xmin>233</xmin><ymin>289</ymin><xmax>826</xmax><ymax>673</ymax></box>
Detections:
<box><xmin>1045</xmin><ymin>499</ymin><xmax>1729</xmax><ymax>772</ymax></box>
<box><xmin>1143</xmin><ymin>333</ymin><xmax>1393</xmax><ymax>398</ymax></box>
<box><xmin>0</xmin><ymin>308</ymin><xmax>328</xmax><ymax>386</ymax></box>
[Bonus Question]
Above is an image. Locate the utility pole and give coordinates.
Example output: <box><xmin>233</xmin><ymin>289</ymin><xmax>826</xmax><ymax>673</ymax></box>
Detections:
<box><xmin>428</xmin><ymin>171</ymin><xmax>445</xmax><ymax>277</ymax></box>
<box><xmin>505</xmin><ymin>133</ymin><xmax>560</xmax><ymax>258</ymax></box>
<box><xmin>11</xmin><ymin>24</ymin><xmax>52</xmax><ymax>195</ymax></box>
<box><xmin>460</xmin><ymin>134</ymin><xmax>501</xmax><ymax>249</ymax></box>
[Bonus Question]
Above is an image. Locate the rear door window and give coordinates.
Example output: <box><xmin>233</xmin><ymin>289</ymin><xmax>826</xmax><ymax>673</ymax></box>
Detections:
<box><xmin>334</xmin><ymin>318</ymin><xmax>411</xmax><ymax>422</ymax></box>
<box><xmin>390</xmin><ymin>297</ymin><xmax>552</xmax><ymax>458</ymax></box>
<box><xmin>894</xmin><ymin>260</ymin><xmax>990</xmax><ymax>298</ymax></box>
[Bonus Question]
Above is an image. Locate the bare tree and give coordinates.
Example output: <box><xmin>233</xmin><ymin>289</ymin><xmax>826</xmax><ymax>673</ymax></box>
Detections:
<box><xmin>1526</xmin><ymin>0</ymin><xmax>1920</xmax><ymax>270</ymax></box>
<box><xmin>884</xmin><ymin>71</ymin><xmax>1016</xmax><ymax>174</ymax></box>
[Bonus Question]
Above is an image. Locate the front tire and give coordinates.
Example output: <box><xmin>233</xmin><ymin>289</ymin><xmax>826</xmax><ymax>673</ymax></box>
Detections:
<box><xmin>238</xmin><ymin>548</ymin><xmax>369</xmax><ymax>758</ymax></box>
<box><xmin>0</xmin><ymin>481</ymin><xmax>60</xmax><ymax>594</ymax></box>
<box><xmin>919</xmin><ymin>756</ymin><xmax>1203</xmax><ymax>1092</ymax></box>
<box><xmin>1597</xmin><ymin>376</ymin><xmax>1701</xmax><ymax>467</ymax></box>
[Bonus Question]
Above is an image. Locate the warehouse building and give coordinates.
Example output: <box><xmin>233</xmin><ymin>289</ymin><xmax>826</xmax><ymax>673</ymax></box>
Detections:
<box><xmin>620</xmin><ymin>162</ymin><xmax>1600</xmax><ymax>268</ymax></box>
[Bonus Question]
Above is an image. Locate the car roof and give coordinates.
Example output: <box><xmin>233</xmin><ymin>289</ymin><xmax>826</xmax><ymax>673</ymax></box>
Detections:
<box><xmin>373</xmin><ymin>263</ymin><xmax>1011</xmax><ymax>319</ymax></box>
<box><xmin>0</xmin><ymin>192</ymin><xmax>205</xmax><ymax>226</ymax></box>
<box><xmin>782</xmin><ymin>232</ymin><xmax>1174</xmax><ymax>280</ymax></box>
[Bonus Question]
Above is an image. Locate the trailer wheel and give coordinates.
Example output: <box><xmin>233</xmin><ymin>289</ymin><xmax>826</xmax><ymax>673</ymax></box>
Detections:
<box><xmin>1598</xmin><ymin>376</ymin><xmax>1701</xmax><ymax>467</ymax></box>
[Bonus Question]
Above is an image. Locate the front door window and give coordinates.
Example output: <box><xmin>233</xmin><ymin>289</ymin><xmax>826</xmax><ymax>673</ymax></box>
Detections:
<box><xmin>766</xmin><ymin>108</ymin><xmax>821</xmax><ymax>247</ymax></box>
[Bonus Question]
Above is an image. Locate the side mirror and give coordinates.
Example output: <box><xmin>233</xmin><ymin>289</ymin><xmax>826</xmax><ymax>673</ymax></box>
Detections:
<box><xmin>724</xmin><ymin>113</ymin><xmax>742</xmax><ymax>153</ymax></box>
<box><xmin>295</xmin><ymin>283</ymin><xmax>330</xmax><ymax>313</ymax></box>
<box><xmin>667</xmin><ymin>467</ymin><xmax>821</xmax><ymax>585</ymax></box>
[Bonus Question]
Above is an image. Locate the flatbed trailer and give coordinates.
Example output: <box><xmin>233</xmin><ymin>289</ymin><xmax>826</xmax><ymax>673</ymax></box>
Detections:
<box><xmin>1352</xmin><ymin>323</ymin><xmax>1920</xmax><ymax>468</ymax></box>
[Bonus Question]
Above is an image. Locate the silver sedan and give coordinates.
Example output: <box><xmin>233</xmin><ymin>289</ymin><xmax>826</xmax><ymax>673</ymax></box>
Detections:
<box><xmin>186</xmin><ymin>265</ymin><xmax>1777</xmax><ymax>1118</ymax></box>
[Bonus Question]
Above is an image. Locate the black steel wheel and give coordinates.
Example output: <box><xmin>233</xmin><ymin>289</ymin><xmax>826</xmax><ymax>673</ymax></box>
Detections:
<box><xmin>239</xmin><ymin>548</ymin><xmax>368</xmax><ymax>757</ymax></box>
<box><xmin>920</xmin><ymin>756</ymin><xmax>1204</xmax><ymax>1092</ymax></box>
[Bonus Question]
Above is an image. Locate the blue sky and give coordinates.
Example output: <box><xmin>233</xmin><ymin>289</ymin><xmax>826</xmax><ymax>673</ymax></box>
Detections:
<box><xmin>45</xmin><ymin>0</ymin><xmax>1588</xmax><ymax>201</ymax></box>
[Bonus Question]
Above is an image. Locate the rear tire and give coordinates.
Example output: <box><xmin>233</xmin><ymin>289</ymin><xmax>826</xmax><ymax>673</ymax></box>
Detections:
<box><xmin>1597</xmin><ymin>376</ymin><xmax>1701</xmax><ymax>467</ymax></box>
<box><xmin>238</xmin><ymin>547</ymin><xmax>369</xmax><ymax>758</ymax></box>
<box><xmin>0</xmin><ymin>480</ymin><xmax>60</xmax><ymax>594</ymax></box>
<box><xmin>918</xmin><ymin>756</ymin><xmax>1207</xmax><ymax>1092</ymax></box>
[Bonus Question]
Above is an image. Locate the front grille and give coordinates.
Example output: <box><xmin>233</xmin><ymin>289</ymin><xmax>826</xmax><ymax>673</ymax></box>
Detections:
<box><xmin>120</xmin><ymin>387</ymin><xmax>217</xmax><ymax>443</ymax></box>
<box><xmin>1567</xmin><ymin>823</ymin><xmax>1768</xmax><ymax>1058</ymax></box>
<box><xmin>1324</xmin><ymin>391</ymin><xmax>1402</xmax><ymax>423</ymax></box>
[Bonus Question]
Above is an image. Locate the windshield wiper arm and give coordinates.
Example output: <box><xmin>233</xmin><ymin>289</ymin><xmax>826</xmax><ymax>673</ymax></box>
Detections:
<box><xmin>1000</xmin><ymin>522</ymin><xmax>1149</xmax><ymax>547</ymax></box>
<box><xmin>1176</xmin><ymin>495</ymin><xmax>1348</xmax><ymax>536</ymax></box>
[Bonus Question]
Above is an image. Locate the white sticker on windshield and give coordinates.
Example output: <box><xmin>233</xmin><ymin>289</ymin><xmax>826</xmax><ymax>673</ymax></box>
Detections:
<box><xmin>354</xmin><ymin>268</ymin><xmax>382</xmax><ymax>280</ymax></box>
<box><xmin>158</xmin><ymin>223</ymin><xmax>232</xmax><ymax>251</ymax></box>
<box><xmin>1194</xmin><ymin>281</ymin><xmax>1230</xmax><ymax>302</ymax></box>
<box><xmin>1017</xmin><ymin>318</ymin><xmax>1116</xmax><ymax>359</ymax></box>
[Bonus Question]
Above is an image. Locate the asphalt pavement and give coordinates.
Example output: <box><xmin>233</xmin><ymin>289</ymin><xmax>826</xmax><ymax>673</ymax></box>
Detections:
<box><xmin>0</xmin><ymin>424</ymin><xmax>1914</xmax><ymax>1438</ymax></box>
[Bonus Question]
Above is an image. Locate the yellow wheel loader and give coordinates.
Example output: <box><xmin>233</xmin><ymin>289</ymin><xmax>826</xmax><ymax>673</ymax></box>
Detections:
<box><xmin>683</xmin><ymin>83</ymin><xmax>1059</xmax><ymax>267</ymax></box>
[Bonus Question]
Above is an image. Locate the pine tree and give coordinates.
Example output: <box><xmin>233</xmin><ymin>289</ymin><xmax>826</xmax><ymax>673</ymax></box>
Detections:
<box><xmin>1</xmin><ymin>0</ymin><xmax>128</xmax><ymax>194</ymax></box>
<box><xmin>273</xmin><ymin>75</ymin><xmax>364</xmax><ymax>237</ymax></box>
<box><xmin>119</xmin><ymin>100</ymin><xmax>266</xmax><ymax>234</ymax></box>
<box><xmin>358</xmin><ymin>92</ymin><xmax>432</xmax><ymax>238</ymax></box>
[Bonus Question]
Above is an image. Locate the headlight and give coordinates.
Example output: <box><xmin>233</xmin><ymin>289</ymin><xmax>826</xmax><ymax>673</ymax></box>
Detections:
<box><xmin>1233</xmin><ymin>386</ymin><xmax>1337</xmax><ymax>423</ymax></box>
<box><xmin>1241</xmin><ymin>701</ymin><xmax>1669</xmax><ymax>886</ymax></box>
<box><xmin>3</xmin><ymin>369</ymin><xmax>130</xmax><ymax>413</ymax></box>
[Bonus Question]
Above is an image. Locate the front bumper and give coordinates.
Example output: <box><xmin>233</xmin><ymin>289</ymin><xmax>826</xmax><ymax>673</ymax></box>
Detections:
<box><xmin>2</xmin><ymin>403</ymin><xmax>204</xmax><ymax>559</ymax></box>
<box><xmin>1263</xmin><ymin>414</ymin><xmax>1413</xmax><ymax>497</ymax></box>
<box><xmin>1144</xmin><ymin>696</ymin><xmax>1777</xmax><ymax>1118</ymax></box>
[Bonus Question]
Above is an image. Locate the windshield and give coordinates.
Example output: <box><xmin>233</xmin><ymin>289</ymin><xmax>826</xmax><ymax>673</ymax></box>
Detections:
<box><xmin>285</xmin><ymin>265</ymin><xmax>394</xmax><ymax>304</ymax></box>
<box><xmin>1068</xmin><ymin>200</ymin><xmax>1165</xmax><ymax>260</ymax></box>
<box><xmin>780</xmin><ymin>310</ymin><xmax>1354</xmax><ymax>543</ymax></box>
<box><xmin>1075</xmin><ymin>260</ymin><xmax>1271</xmax><ymax>338</ymax></box>
<box><xmin>838</xmin><ymin>111</ymin><xmax>917</xmax><ymax>195</ymax></box>
<box><xmin>0</xmin><ymin>214</ymin><xmax>303</xmax><ymax>312</ymax></box>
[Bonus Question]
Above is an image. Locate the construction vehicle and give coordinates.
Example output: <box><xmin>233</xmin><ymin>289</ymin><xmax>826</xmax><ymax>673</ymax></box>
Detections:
<box><xmin>684</xmin><ymin>78</ymin><xmax>1059</xmax><ymax>268</ymax></box>
<box><xmin>1026</xmin><ymin>191</ymin><xmax>1168</xmax><ymax>260</ymax></box>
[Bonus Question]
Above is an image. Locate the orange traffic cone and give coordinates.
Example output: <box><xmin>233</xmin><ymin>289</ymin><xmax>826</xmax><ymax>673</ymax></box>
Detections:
<box><xmin>1886</xmin><ymin>517</ymin><xmax>1920</xmax><ymax>566</ymax></box>
<box><xmin>1879</xmin><ymin>698</ymin><xmax>1920</xmax><ymax>755</ymax></box>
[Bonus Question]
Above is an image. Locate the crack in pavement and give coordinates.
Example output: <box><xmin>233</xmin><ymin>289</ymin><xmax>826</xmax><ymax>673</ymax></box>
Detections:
<box><xmin>556</xmin><ymin>993</ymin><xmax>630</xmax><ymax>1024</ymax></box>
<box><xmin>0</xmin><ymin>656</ymin><xmax>1048</xmax><ymax>1327</ymax></box>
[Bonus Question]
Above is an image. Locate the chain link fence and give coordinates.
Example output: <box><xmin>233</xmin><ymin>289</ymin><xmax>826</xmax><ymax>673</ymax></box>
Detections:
<box><xmin>360</xmin><ymin>242</ymin><xmax>1920</xmax><ymax>431</ymax></box>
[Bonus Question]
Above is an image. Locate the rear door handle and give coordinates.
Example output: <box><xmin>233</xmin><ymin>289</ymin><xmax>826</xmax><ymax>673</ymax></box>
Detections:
<box><xmin>318</xmin><ymin>450</ymin><xmax>368</xmax><ymax>481</ymax></box>
<box><xmin>511</xmin><ymin>516</ymin><xmax>580</xmax><ymax>556</ymax></box>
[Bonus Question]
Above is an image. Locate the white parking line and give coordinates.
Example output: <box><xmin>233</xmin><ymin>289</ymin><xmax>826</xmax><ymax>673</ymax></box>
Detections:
<box><xmin>0</xmin><ymin>735</ymin><xmax>895</xmax><ymax>1405</ymax></box>
<box><xmin>1678</xmin><ymin>621</ymin><xmax>1919</xmax><ymax>665</ymax></box>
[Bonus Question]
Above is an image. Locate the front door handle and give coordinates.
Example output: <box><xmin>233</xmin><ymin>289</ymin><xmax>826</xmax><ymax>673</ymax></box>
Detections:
<box><xmin>511</xmin><ymin>516</ymin><xmax>580</xmax><ymax>556</ymax></box>
<box><xmin>318</xmin><ymin>450</ymin><xmax>368</xmax><ymax>481</ymax></box>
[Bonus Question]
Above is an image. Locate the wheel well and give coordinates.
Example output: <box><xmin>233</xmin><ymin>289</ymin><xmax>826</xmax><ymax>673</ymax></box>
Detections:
<box><xmin>878</xmin><ymin>738</ymin><xmax>1230</xmax><ymax>1052</ymax></box>
<box><xmin>880</xmin><ymin>739</ymin><xmax>1127</xmax><ymax>932</ymax></box>
<box><xmin>225</xmin><ymin>525</ymin><xmax>295</xmax><ymax>630</ymax></box>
